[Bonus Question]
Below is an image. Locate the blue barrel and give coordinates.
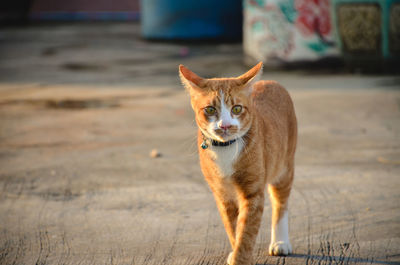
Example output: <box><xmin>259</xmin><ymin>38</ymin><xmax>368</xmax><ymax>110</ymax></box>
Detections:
<box><xmin>141</xmin><ymin>0</ymin><xmax>242</xmax><ymax>40</ymax></box>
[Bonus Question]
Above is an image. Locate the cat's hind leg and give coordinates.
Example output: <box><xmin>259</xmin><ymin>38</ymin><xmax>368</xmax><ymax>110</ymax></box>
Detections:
<box><xmin>268</xmin><ymin>169</ymin><xmax>293</xmax><ymax>256</ymax></box>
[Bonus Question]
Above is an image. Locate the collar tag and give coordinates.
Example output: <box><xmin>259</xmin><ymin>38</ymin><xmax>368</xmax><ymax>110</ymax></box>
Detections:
<box><xmin>201</xmin><ymin>140</ymin><xmax>209</xmax><ymax>149</ymax></box>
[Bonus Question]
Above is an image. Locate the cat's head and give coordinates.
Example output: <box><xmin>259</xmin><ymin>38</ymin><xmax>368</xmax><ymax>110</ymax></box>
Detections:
<box><xmin>179</xmin><ymin>62</ymin><xmax>263</xmax><ymax>142</ymax></box>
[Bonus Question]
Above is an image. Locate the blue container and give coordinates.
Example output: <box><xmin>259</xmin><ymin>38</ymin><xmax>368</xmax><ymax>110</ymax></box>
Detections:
<box><xmin>141</xmin><ymin>0</ymin><xmax>242</xmax><ymax>40</ymax></box>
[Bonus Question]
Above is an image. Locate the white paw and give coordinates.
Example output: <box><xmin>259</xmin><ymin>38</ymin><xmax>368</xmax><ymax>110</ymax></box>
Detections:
<box><xmin>227</xmin><ymin>252</ymin><xmax>233</xmax><ymax>264</ymax></box>
<box><xmin>269</xmin><ymin>241</ymin><xmax>292</xmax><ymax>256</ymax></box>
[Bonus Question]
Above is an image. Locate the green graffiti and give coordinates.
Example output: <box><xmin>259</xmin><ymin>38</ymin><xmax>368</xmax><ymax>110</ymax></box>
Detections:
<box><xmin>307</xmin><ymin>41</ymin><xmax>328</xmax><ymax>53</ymax></box>
<box><xmin>254</xmin><ymin>0</ymin><xmax>265</xmax><ymax>7</ymax></box>
<box><xmin>279</xmin><ymin>0</ymin><xmax>297</xmax><ymax>23</ymax></box>
<box><xmin>253</xmin><ymin>21</ymin><xmax>264</xmax><ymax>31</ymax></box>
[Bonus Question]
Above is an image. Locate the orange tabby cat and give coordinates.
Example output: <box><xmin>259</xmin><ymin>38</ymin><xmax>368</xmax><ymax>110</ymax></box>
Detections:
<box><xmin>179</xmin><ymin>62</ymin><xmax>297</xmax><ymax>265</ymax></box>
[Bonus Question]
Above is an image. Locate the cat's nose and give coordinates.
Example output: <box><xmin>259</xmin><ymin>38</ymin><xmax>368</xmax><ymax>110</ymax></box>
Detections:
<box><xmin>219</xmin><ymin>123</ymin><xmax>232</xmax><ymax>130</ymax></box>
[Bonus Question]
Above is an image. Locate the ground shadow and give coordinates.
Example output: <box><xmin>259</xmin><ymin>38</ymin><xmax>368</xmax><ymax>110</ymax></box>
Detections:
<box><xmin>256</xmin><ymin>253</ymin><xmax>400</xmax><ymax>265</ymax></box>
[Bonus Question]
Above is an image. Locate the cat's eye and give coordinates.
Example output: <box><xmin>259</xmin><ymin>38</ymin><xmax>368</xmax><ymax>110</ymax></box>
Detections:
<box><xmin>231</xmin><ymin>105</ymin><xmax>242</xmax><ymax>115</ymax></box>
<box><xmin>204</xmin><ymin>106</ymin><xmax>216</xmax><ymax>116</ymax></box>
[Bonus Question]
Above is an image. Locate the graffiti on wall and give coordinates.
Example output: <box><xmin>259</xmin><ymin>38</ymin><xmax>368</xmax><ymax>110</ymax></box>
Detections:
<box><xmin>244</xmin><ymin>0</ymin><xmax>339</xmax><ymax>63</ymax></box>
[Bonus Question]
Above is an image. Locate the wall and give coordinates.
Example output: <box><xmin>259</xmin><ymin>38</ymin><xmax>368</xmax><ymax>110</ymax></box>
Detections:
<box><xmin>243</xmin><ymin>0</ymin><xmax>339</xmax><ymax>65</ymax></box>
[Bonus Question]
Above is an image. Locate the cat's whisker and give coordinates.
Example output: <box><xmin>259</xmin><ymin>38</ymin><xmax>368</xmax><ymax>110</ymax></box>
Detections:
<box><xmin>244</xmin><ymin>135</ymin><xmax>257</xmax><ymax>156</ymax></box>
<box><xmin>238</xmin><ymin>135</ymin><xmax>251</xmax><ymax>157</ymax></box>
<box><xmin>235</xmin><ymin>138</ymin><xmax>240</xmax><ymax>157</ymax></box>
<box><xmin>236</xmin><ymin>136</ymin><xmax>245</xmax><ymax>157</ymax></box>
<box><xmin>176</xmin><ymin>121</ymin><xmax>199</xmax><ymax>158</ymax></box>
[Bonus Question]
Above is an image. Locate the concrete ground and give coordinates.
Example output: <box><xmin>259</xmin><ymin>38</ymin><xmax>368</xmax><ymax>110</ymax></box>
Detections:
<box><xmin>0</xmin><ymin>23</ymin><xmax>399</xmax><ymax>265</ymax></box>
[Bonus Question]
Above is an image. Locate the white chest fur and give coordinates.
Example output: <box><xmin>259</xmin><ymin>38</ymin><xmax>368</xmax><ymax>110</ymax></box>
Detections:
<box><xmin>208</xmin><ymin>140</ymin><xmax>244</xmax><ymax>178</ymax></box>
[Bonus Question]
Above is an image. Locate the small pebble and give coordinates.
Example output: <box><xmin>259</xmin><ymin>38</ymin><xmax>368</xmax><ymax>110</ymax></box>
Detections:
<box><xmin>150</xmin><ymin>149</ymin><xmax>161</xmax><ymax>158</ymax></box>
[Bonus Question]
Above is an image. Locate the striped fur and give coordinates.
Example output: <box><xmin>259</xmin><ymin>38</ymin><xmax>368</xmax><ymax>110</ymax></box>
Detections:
<box><xmin>180</xmin><ymin>62</ymin><xmax>297</xmax><ymax>265</ymax></box>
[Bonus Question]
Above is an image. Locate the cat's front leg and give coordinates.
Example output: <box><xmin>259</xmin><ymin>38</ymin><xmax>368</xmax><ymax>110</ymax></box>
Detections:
<box><xmin>229</xmin><ymin>191</ymin><xmax>264</xmax><ymax>265</ymax></box>
<box><xmin>213</xmin><ymin>193</ymin><xmax>238</xmax><ymax>250</ymax></box>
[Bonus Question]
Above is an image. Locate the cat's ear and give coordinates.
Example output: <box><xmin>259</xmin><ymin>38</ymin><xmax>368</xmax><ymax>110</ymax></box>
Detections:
<box><xmin>237</xmin><ymin>62</ymin><xmax>263</xmax><ymax>92</ymax></box>
<box><xmin>179</xmin><ymin>65</ymin><xmax>205</xmax><ymax>94</ymax></box>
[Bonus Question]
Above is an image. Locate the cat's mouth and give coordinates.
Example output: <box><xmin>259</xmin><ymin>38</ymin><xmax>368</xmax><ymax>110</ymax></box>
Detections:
<box><xmin>219</xmin><ymin>131</ymin><xmax>230</xmax><ymax>138</ymax></box>
<box><xmin>213</xmin><ymin>129</ymin><xmax>236</xmax><ymax>142</ymax></box>
<box><xmin>203</xmin><ymin>126</ymin><xmax>241</xmax><ymax>143</ymax></box>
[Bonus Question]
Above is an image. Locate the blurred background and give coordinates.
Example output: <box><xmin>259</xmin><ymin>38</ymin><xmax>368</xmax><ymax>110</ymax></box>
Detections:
<box><xmin>1</xmin><ymin>0</ymin><xmax>399</xmax><ymax>77</ymax></box>
<box><xmin>0</xmin><ymin>1</ymin><xmax>399</xmax><ymax>265</ymax></box>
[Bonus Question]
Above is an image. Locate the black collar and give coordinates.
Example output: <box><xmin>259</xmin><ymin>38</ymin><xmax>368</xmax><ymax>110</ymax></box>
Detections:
<box><xmin>211</xmin><ymin>139</ymin><xmax>237</xmax><ymax>147</ymax></box>
<box><xmin>201</xmin><ymin>132</ymin><xmax>238</xmax><ymax>149</ymax></box>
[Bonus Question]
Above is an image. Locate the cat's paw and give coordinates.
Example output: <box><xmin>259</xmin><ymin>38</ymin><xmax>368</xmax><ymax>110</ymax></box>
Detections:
<box><xmin>227</xmin><ymin>252</ymin><xmax>233</xmax><ymax>264</ymax></box>
<box><xmin>269</xmin><ymin>241</ymin><xmax>292</xmax><ymax>256</ymax></box>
